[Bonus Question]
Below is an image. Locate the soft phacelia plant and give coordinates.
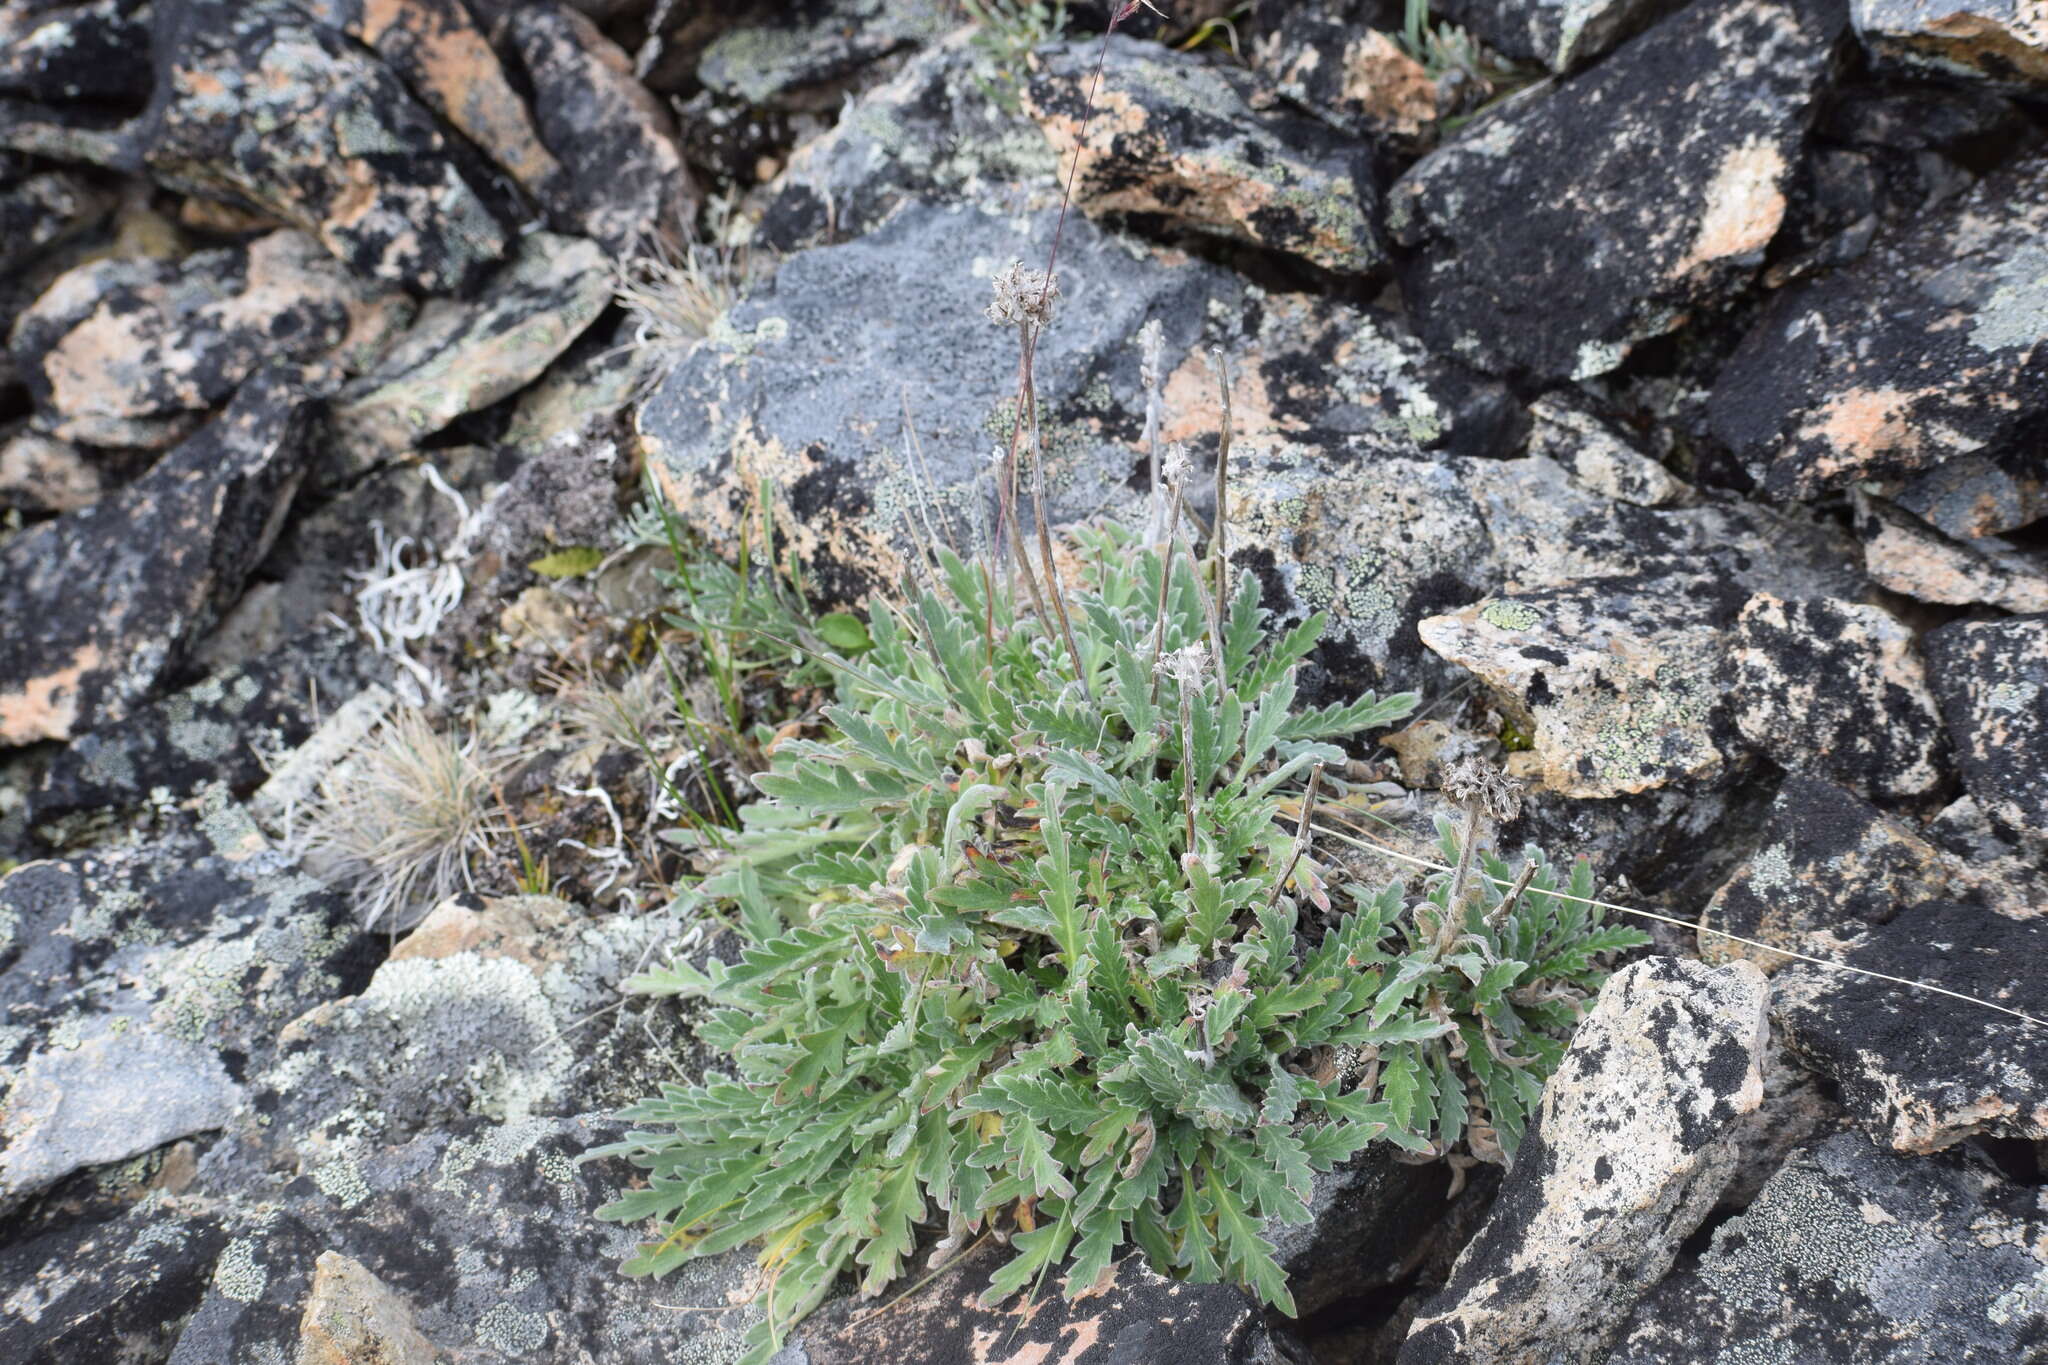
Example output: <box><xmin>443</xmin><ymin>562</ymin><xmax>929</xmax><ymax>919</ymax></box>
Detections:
<box><xmin>591</xmin><ymin>526</ymin><xmax>1644</xmax><ymax>1360</ymax></box>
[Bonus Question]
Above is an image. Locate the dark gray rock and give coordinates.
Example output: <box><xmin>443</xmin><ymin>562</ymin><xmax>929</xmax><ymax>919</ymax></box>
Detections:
<box><xmin>1271</xmin><ymin>1147</ymin><xmax>1490</xmax><ymax>1321</ymax></box>
<box><xmin>141</xmin><ymin>0</ymin><xmax>512</xmax><ymax>294</ymax></box>
<box><xmin>758</xmin><ymin>33</ymin><xmax>1060</xmax><ymax>254</ymax></box>
<box><xmin>1697</xmin><ymin>773</ymin><xmax>1948</xmax><ymax>972</ymax></box>
<box><xmin>1709</xmin><ymin>149</ymin><xmax>2048</xmax><ymax>500</ymax></box>
<box><xmin>796</xmin><ymin>1237</ymin><xmax>1285</xmax><ymax>1365</ymax></box>
<box><xmin>1390</xmin><ymin>0</ymin><xmax>1844</xmax><ymax>382</ymax></box>
<box><xmin>1924</xmin><ymin>615</ymin><xmax>2048</xmax><ymax>846</ymax></box>
<box><xmin>0</xmin><ymin>1197</ymin><xmax>231</xmax><ymax>1363</ymax></box>
<box><xmin>170</xmin><ymin>1114</ymin><xmax>770</xmax><ymax>1365</ymax></box>
<box><xmin>9</xmin><ymin>229</ymin><xmax>412</xmax><ymax>450</ymax></box>
<box><xmin>1894</xmin><ymin>451</ymin><xmax>2048</xmax><ymax>540</ymax></box>
<box><xmin>1255</xmin><ymin>2</ymin><xmax>1441</xmax><ymax>145</ymax></box>
<box><xmin>0</xmin><ymin>367</ymin><xmax>312</xmax><ymax>747</ymax></box>
<box><xmin>0</xmin><ymin>804</ymin><xmax>370</xmax><ymax>1212</ymax></box>
<box><xmin>0</xmin><ymin>160</ymin><xmax>110</xmax><ymax>275</ymax></box>
<box><xmin>694</xmin><ymin>0</ymin><xmax>947</xmax><ymax>107</ymax></box>
<box><xmin>1400</xmin><ymin>957</ymin><xmax>1769</xmax><ymax>1365</ymax></box>
<box><xmin>25</xmin><ymin>630</ymin><xmax>382</xmax><ymax>845</ymax></box>
<box><xmin>1724</xmin><ymin>593</ymin><xmax>1949</xmax><ymax>801</ymax></box>
<box><xmin>0</xmin><ymin>424</ymin><xmax>101</xmax><ymax>513</ymax></box>
<box><xmin>509</xmin><ymin>1</ymin><xmax>697</xmax><ymax>256</ymax></box>
<box><xmin>0</xmin><ymin>0</ymin><xmax>153</xmax><ymax>105</ymax></box>
<box><xmin>1777</xmin><ymin>898</ymin><xmax>2048</xmax><ymax>1152</ymax></box>
<box><xmin>1025</xmin><ymin>36</ymin><xmax>1387</xmax><ymax>276</ymax></box>
<box><xmin>1851</xmin><ymin>0</ymin><xmax>2048</xmax><ymax>91</ymax></box>
<box><xmin>1434</xmin><ymin>0</ymin><xmax>1685</xmax><ymax>71</ymax></box>
<box><xmin>1609</xmin><ymin>1133</ymin><xmax>2048</xmax><ymax>1363</ymax></box>
<box><xmin>1524</xmin><ymin>392</ymin><xmax>1693</xmax><ymax>507</ymax></box>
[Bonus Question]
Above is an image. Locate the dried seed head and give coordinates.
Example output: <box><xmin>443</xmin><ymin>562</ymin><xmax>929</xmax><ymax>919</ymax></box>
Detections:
<box><xmin>1443</xmin><ymin>756</ymin><xmax>1524</xmax><ymax>823</ymax></box>
<box><xmin>1160</xmin><ymin>441</ymin><xmax>1192</xmax><ymax>487</ymax></box>
<box><xmin>1165</xmin><ymin>643</ymin><xmax>1211</xmax><ymax>689</ymax></box>
<box><xmin>1136</xmin><ymin>318</ymin><xmax>1165</xmax><ymax>388</ymax></box>
<box><xmin>984</xmin><ymin>259</ymin><xmax>1059</xmax><ymax>329</ymax></box>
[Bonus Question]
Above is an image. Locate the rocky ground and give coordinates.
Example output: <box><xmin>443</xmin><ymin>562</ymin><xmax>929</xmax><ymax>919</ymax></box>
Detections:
<box><xmin>1</xmin><ymin>1</ymin><xmax>2046</xmax><ymax>1362</ymax></box>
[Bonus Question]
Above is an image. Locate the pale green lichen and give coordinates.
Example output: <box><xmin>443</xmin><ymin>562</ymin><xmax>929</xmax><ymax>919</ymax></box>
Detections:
<box><xmin>1969</xmin><ymin>243</ymin><xmax>2048</xmax><ymax>356</ymax></box>
<box><xmin>475</xmin><ymin>1301</ymin><xmax>549</xmax><ymax>1355</ymax></box>
<box><xmin>1482</xmin><ymin>600</ymin><xmax>1543</xmax><ymax>631</ymax></box>
<box><xmin>214</xmin><ymin>1237</ymin><xmax>269</xmax><ymax>1303</ymax></box>
<box><xmin>312</xmin><ymin>1155</ymin><xmax>371</xmax><ymax>1209</ymax></box>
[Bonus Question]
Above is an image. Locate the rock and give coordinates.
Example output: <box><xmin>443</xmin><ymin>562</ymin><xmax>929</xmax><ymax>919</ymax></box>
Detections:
<box><xmin>0</xmin><ymin>1197</ymin><xmax>231</xmax><ymax>1363</ymax></box>
<box><xmin>758</xmin><ymin>33</ymin><xmax>1060</xmax><ymax>253</ymax></box>
<box><xmin>0</xmin><ymin>162</ymin><xmax>110</xmax><ymax>275</ymax></box>
<box><xmin>1523</xmin><ymin>393</ymin><xmax>1692</xmax><ymax>507</ymax></box>
<box><xmin>1434</xmin><ymin>0</ymin><xmax>1684</xmax><ymax>71</ymax></box>
<box><xmin>1418</xmin><ymin>572</ymin><xmax>1745</xmax><ymax>798</ymax></box>
<box><xmin>1851</xmin><ymin>0</ymin><xmax>2048</xmax><ymax>90</ymax></box>
<box><xmin>796</xmin><ymin>1241</ymin><xmax>1285</xmax><ymax>1365</ymax></box>
<box><xmin>1698</xmin><ymin>773</ymin><xmax>1948</xmax><ymax>972</ymax></box>
<box><xmin>0</xmin><ymin>803</ymin><xmax>370</xmax><ymax>1212</ymax></box>
<box><xmin>25</xmin><ymin>631</ymin><xmax>381</xmax><ymax>845</ymax></box>
<box><xmin>1924</xmin><ymin>615</ymin><xmax>2048</xmax><ymax>845</ymax></box>
<box><xmin>1609</xmin><ymin>1133</ymin><xmax>2048</xmax><ymax>1363</ymax></box>
<box><xmin>1777</xmin><ymin>898</ymin><xmax>2048</xmax><ymax>1152</ymax></box>
<box><xmin>169</xmin><ymin>1115</ymin><xmax>767</xmax><ymax>1365</ymax></box>
<box><xmin>695</xmin><ymin>0</ymin><xmax>947</xmax><ymax>107</ymax></box>
<box><xmin>1853</xmin><ymin>491</ymin><xmax>2048</xmax><ymax>614</ymax></box>
<box><xmin>0</xmin><ymin>425</ymin><xmax>100</xmax><ymax>513</ymax></box>
<box><xmin>293</xmin><ymin>0</ymin><xmax>566</xmax><ymax>215</ymax></box>
<box><xmin>1271</xmin><ymin>1147</ymin><xmax>1490</xmax><ymax>1321</ymax></box>
<box><xmin>1384</xmin><ymin>717</ymin><xmax>1486</xmax><ymax>789</ymax></box>
<box><xmin>0</xmin><ymin>368</ymin><xmax>312</xmax><ymax>747</ymax></box>
<box><xmin>295</xmin><ymin>1251</ymin><xmax>441</xmax><ymax>1365</ymax></box>
<box><xmin>499</xmin><ymin>315</ymin><xmax>662</xmax><ymax>453</ymax></box>
<box><xmin>0</xmin><ymin>1024</ymin><xmax>244</xmax><ymax>1208</ymax></box>
<box><xmin>1256</xmin><ymin>9</ymin><xmax>1438</xmax><ymax>144</ymax></box>
<box><xmin>0</xmin><ymin>0</ymin><xmax>154</xmax><ymax>104</ymax></box>
<box><xmin>1894</xmin><ymin>451</ymin><xmax>2048</xmax><ymax>540</ymax></box>
<box><xmin>1400</xmin><ymin>957</ymin><xmax>1769</xmax><ymax>1365</ymax></box>
<box><xmin>9</xmin><ymin>229</ymin><xmax>413</xmax><ymax>450</ymax></box>
<box><xmin>325</xmin><ymin>232</ymin><xmax>612</xmax><ymax>479</ymax></box>
<box><xmin>142</xmin><ymin>0</ymin><xmax>511</xmax><ymax>295</ymax></box>
<box><xmin>510</xmin><ymin>2</ymin><xmax>697</xmax><ymax>256</ymax></box>
<box><xmin>1025</xmin><ymin>36</ymin><xmax>1386</xmax><ymax>276</ymax></box>
<box><xmin>1709</xmin><ymin>149</ymin><xmax>2048</xmax><ymax>500</ymax></box>
<box><xmin>638</xmin><ymin>201</ymin><xmax>1227</xmax><ymax>604</ymax></box>
<box><xmin>250</xmin><ymin>895</ymin><xmax>686</xmax><ymax>1167</ymax></box>
<box><xmin>1724</xmin><ymin>594</ymin><xmax>1949</xmax><ymax>801</ymax></box>
<box><xmin>1390</xmin><ymin>0</ymin><xmax>1843</xmax><ymax>381</ymax></box>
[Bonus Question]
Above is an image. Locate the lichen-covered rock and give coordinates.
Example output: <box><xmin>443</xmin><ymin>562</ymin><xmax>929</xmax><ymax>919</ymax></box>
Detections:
<box><xmin>1418</xmin><ymin>573</ymin><xmax>1744</xmax><ymax>798</ymax></box>
<box><xmin>0</xmin><ymin>0</ymin><xmax>154</xmax><ymax>104</ymax></box>
<box><xmin>1924</xmin><ymin>615</ymin><xmax>2048</xmax><ymax>845</ymax></box>
<box><xmin>141</xmin><ymin>0</ymin><xmax>511</xmax><ymax>294</ymax></box>
<box><xmin>0</xmin><ymin>424</ymin><xmax>100</xmax><ymax>513</ymax></box>
<box><xmin>294</xmin><ymin>0</ymin><xmax>567</xmax><ymax>214</ymax></box>
<box><xmin>0</xmin><ymin>803</ymin><xmax>370</xmax><ymax>1211</ymax></box>
<box><xmin>1854</xmin><ymin>490</ymin><xmax>2048</xmax><ymax>614</ymax></box>
<box><xmin>0</xmin><ymin>161</ymin><xmax>110</xmax><ymax>275</ymax></box>
<box><xmin>1698</xmin><ymin>773</ymin><xmax>1948</xmax><ymax>972</ymax></box>
<box><xmin>167</xmin><ymin>1116</ymin><xmax>769</xmax><ymax>1365</ymax></box>
<box><xmin>1434</xmin><ymin>0</ymin><xmax>1684</xmax><ymax>71</ymax></box>
<box><xmin>1255</xmin><ymin>6</ymin><xmax>1438</xmax><ymax>143</ymax></box>
<box><xmin>637</xmin><ymin>201</ymin><xmax>1232</xmax><ymax>605</ymax></box>
<box><xmin>1609</xmin><ymin>1133</ymin><xmax>2048</xmax><ymax>1363</ymax></box>
<box><xmin>510</xmin><ymin>2</ymin><xmax>698</xmax><ymax>256</ymax></box>
<box><xmin>1026</xmin><ymin>37</ymin><xmax>1386</xmax><ymax>276</ymax></box>
<box><xmin>757</xmin><ymin>32</ymin><xmax>1060</xmax><ymax>253</ymax></box>
<box><xmin>1523</xmin><ymin>392</ymin><xmax>1692</xmax><ymax>507</ymax></box>
<box><xmin>797</xmin><ymin>1240</ymin><xmax>1285</xmax><ymax>1365</ymax></box>
<box><xmin>1724</xmin><ymin>593</ymin><xmax>1949</xmax><ymax>801</ymax></box>
<box><xmin>1390</xmin><ymin>0</ymin><xmax>1843</xmax><ymax>381</ymax></box>
<box><xmin>1709</xmin><ymin>149</ymin><xmax>2048</xmax><ymax>500</ymax></box>
<box><xmin>1400</xmin><ymin>957</ymin><xmax>1769</xmax><ymax>1365</ymax></box>
<box><xmin>325</xmin><ymin>232</ymin><xmax>612</xmax><ymax>479</ymax></box>
<box><xmin>0</xmin><ymin>368</ymin><xmax>312</xmax><ymax>747</ymax></box>
<box><xmin>694</xmin><ymin>0</ymin><xmax>947</xmax><ymax>107</ymax></box>
<box><xmin>25</xmin><ymin>630</ymin><xmax>381</xmax><ymax>844</ymax></box>
<box><xmin>10</xmin><ymin>229</ymin><xmax>413</xmax><ymax>449</ymax></box>
<box><xmin>1851</xmin><ymin>0</ymin><xmax>2048</xmax><ymax>90</ymax></box>
<box><xmin>1777</xmin><ymin>898</ymin><xmax>2048</xmax><ymax>1152</ymax></box>
<box><xmin>0</xmin><ymin>1196</ymin><xmax>231</xmax><ymax>1363</ymax></box>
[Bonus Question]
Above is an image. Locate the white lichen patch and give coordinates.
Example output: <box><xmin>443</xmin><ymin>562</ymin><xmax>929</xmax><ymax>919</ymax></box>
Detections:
<box><xmin>474</xmin><ymin>1301</ymin><xmax>549</xmax><ymax>1355</ymax></box>
<box><xmin>213</xmin><ymin>1237</ymin><xmax>269</xmax><ymax>1303</ymax></box>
